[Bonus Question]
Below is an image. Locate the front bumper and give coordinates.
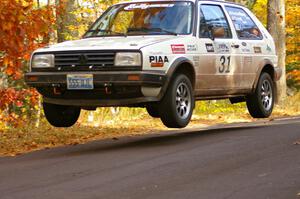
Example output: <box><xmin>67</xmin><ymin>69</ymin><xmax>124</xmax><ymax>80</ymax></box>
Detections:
<box><xmin>25</xmin><ymin>71</ymin><xmax>166</xmax><ymax>87</ymax></box>
<box><xmin>25</xmin><ymin>71</ymin><xmax>167</xmax><ymax>106</ymax></box>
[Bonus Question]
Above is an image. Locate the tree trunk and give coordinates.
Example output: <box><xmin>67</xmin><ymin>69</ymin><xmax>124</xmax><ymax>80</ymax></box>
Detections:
<box><xmin>55</xmin><ymin>0</ymin><xmax>78</xmax><ymax>43</ymax></box>
<box><xmin>267</xmin><ymin>0</ymin><xmax>287</xmax><ymax>103</ymax></box>
<box><xmin>0</xmin><ymin>65</ymin><xmax>8</xmax><ymax>89</ymax></box>
<box><xmin>0</xmin><ymin>63</ymin><xmax>8</xmax><ymax>127</ymax></box>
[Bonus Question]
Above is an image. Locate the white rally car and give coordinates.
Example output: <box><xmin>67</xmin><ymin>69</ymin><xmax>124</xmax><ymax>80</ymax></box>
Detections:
<box><xmin>25</xmin><ymin>0</ymin><xmax>282</xmax><ymax>128</ymax></box>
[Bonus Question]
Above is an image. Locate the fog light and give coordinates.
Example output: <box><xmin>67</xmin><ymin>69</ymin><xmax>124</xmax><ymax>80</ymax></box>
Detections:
<box><xmin>28</xmin><ymin>76</ymin><xmax>38</xmax><ymax>81</ymax></box>
<box><xmin>151</xmin><ymin>62</ymin><xmax>164</xmax><ymax>67</ymax></box>
<box><xmin>53</xmin><ymin>87</ymin><xmax>61</xmax><ymax>95</ymax></box>
<box><xmin>128</xmin><ymin>75</ymin><xmax>140</xmax><ymax>81</ymax></box>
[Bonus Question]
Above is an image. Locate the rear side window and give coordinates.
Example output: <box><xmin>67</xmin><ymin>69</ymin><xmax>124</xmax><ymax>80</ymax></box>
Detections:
<box><xmin>225</xmin><ymin>6</ymin><xmax>263</xmax><ymax>40</ymax></box>
<box><xmin>199</xmin><ymin>5</ymin><xmax>232</xmax><ymax>39</ymax></box>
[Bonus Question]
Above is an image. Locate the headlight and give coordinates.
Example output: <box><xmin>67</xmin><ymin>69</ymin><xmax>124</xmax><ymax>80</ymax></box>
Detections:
<box><xmin>31</xmin><ymin>54</ymin><xmax>54</xmax><ymax>68</ymax></box>
<box><xmin>115</xmin><ymin>52</ymin><xmax>141</xmax><ymax>66</ymax></box>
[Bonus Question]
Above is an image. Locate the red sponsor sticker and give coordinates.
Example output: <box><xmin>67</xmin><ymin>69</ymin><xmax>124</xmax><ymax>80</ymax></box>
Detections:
<box><xmin>171</xmin><ymin>44</ymin><xmax>185</xmax><ymax>54</ymax></box>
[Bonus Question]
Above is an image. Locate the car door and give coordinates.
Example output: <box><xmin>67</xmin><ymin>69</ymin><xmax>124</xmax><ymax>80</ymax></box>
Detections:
<box><xmin>196</xmin><ymin>3</ymin><xmax>238</xmax><ymax>96</ymax></box>
<box><xmin>224</xmin><ymin>5</ymin><xmax>266</xmax><ymax>90</ymax></box>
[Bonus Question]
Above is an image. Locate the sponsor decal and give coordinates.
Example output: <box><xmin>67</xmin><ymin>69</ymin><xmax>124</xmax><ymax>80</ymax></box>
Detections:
<box><xmin>254</xmin><ymin>46</ymin><xmax>262</xmax><ymax>53</ymax></box>
<box><xmin>241</xmin><ymin>48</ymin><xmax>251</xmax><ymax>53</ymax></box>
<box><xmin>244</xmin><ymin>56</ymin><xmax>253</xmax><ymax>63</ymax></box>
<box><xmin>149</xmin><ymin>51</ymin><xmax>164</xmax><ymax>55</ymax></box>
<box><xmin>205</xmin><ymin>43</ymin><xmax>214</xmax><ymax>53</ymax></box>
<box><xmin>217</xmin><ymin>43</ymin><xmax>230</xmax><ymax>53</ymax></box>
<box><xmin>266</xmin><ymin>45</ymin><xmax>272</xmax><ymax>52</ymax></box>
<box><xmin>243</xmin><ymin>56</ymin><xmax>253</xmax><ymax>68</ymax></box>
<box><xmin>193</xmin><ymin>56</ymin><xmax>200</xmax><ymax>67</ymax></box>
<box><xmin>149</xmin><ymin>56</ymin><xmax>169</xmax><ymax>67</ymax></box>
<box><xmin>187</xmin><ymin>44</ymin><xmax>198</xmax><ymax>52</ymax></box>
<box><xmin>193</xmin><ymin>56</ymin><xmax>200</xmax><ymax>62</ymax></box>
<box><xmin>171</xmin><ymin>44</ymin><xmax>185</xmax><ymax>54</ymax></box>
<box><xmin>125</xmin><ymin>3</ymin><xmax>174</xmax><ymax>10</ymax></box>
<box><xmin>227</xmin><ymin>10</ymin><xmax>248</xmax><ymax>20</ymax></box>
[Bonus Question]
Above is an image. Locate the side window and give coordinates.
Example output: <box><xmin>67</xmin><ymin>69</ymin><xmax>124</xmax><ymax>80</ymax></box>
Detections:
<box><xmin>199</xmin><ymin>4</ymin><xmax>232</xmax><ymax>39</ymax></box>
<box><xmin>225</xmin><ymin>6</ymin><xmax>263</xmax><ymax>40</ymax></box>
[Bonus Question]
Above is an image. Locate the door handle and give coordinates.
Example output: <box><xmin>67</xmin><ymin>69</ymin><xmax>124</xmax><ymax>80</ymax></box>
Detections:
<box><xmin>231</xmin><ymin>44</ymin><xmax>240</xmax><ymax>48</ymax></box>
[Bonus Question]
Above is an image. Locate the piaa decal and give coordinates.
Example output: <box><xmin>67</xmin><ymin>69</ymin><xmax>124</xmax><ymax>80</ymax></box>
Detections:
<box><xmin>149</xmin><ymin>56</ymin><xmax>169</xmax><ymax>63</ymax></box>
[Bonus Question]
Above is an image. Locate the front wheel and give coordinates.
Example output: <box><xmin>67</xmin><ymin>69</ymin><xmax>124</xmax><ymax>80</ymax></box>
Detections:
<box><xmin>43</xmin><ymin>102</ymin><xmax>81</xmax><ymax>127</ymax></box>
<box><xmin>246</xmin><ymin>72</ymin><xmax>274</xmax><ymax>118</ymax></box>
<box><xmin>159</xmin><ymin>74</ymin><xmax>194</xmax><ymax>128</ymax></box>
<box><xmin>146</xmin><ymin>104</ymin><xmax>160</xmax><ymax>118</ymax></box>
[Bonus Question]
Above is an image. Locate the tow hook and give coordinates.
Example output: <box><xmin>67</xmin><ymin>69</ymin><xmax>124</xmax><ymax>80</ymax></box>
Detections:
<box><xmin>53</xmin><ymin>87</ymin><xmax>62</xmax><ymax>95</ymax></box>
<box><xmin>104</xmin><ymin>83</ymin><xmax>113</xmax><ymax>95</ymax></box>
<box><xmin>52</xmin><ymin>84</ymin><xmax>62</xmax><ymax>95</ymax></box>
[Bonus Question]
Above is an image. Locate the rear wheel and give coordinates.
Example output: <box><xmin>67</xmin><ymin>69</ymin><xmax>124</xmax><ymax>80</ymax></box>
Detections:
<box><xmin>246</xmin><ymin>72</ymin><xmax>274</xmax><ymax>118</ymax></box>
<box><xmin>159</xmin><ymin>74</ymin><xmax>194</xmax><ymax>128</ymax></box>
<box><xmin>43</xmin><ymin>102</ymin><xmax>81</xmax><ymax>127</ymax></box>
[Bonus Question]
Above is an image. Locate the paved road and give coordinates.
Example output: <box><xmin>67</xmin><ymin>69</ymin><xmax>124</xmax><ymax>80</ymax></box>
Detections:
<box><xmin>0</xmin><ymin>117</ymin><xmax>300</xmax><ymax>199</ymax></box>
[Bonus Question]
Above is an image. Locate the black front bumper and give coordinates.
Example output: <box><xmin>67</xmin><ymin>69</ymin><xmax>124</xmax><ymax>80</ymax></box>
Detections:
<box><xmin>25</xmin><ymin>71</ymin><xmax>167</xmax><ymax>106</ymax></box>
<box><xmin>25</xmin><ymin>71</ymin><xmax>166</xmax><ymax>87</ymax></box>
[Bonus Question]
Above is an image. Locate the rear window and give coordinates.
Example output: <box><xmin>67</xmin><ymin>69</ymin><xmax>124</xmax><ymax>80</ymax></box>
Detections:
<box><xmin>225</xmin><ymin>6</ymin><xmax>263</xmax><ymax>40</ymax></box>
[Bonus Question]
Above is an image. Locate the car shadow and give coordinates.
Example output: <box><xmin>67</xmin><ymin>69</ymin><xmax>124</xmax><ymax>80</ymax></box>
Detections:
<box><xmin>55</xmin><ymin>124</ymin><xmax>266</xmax><ymax>158</ymax></box>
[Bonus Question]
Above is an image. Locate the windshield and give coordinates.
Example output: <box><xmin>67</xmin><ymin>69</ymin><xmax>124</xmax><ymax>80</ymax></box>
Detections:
<box><xmin>84</xmin><ymin>1</ymin><xmax>193</xmax><ymax>37</ymax></box>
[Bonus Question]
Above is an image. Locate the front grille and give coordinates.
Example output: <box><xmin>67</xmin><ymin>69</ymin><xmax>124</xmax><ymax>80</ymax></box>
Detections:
<box><xmin>32</xmin><ymin>51</ymin><xmax>142</xmax><ymax>72</ymax></box>
<box><xmin>55</xmin><ymin>51</ymin><xmax>115</xmax><ymax>68</ymax></box>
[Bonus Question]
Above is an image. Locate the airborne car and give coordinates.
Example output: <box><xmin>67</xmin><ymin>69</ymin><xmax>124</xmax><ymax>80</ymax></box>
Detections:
<box><xmin>25</xmin><ymin>0</ymin><xmax>282</xmax><ymax>128</ymax></box>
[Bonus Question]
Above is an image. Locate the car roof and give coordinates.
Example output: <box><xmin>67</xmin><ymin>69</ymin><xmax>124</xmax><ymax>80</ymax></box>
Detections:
<box><xmin>115</xmin><ymin>0</ymin><xmax>244</xmax><ymax>7</ymax></box>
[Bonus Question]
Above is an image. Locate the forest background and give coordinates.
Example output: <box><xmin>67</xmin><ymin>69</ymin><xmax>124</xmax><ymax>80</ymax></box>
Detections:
<box><xmin>0</xmin><ymin>0</ymin><xmax>299</xmax><ymax>155</ymax></box>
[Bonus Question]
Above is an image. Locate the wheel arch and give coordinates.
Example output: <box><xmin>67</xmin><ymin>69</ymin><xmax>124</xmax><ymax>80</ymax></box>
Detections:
<box><xmin>252</xmin><ymin>59</ymin><xmax>277</xmax><ymax>102</ymax></box>
<box><xmin>158</xmin><ymin>57</ymin><xmax>196</xmax><ymax>100</ymax></box>
<box><xmin>252</xmin><ymin>59</ymin><xmax>276</xmax><ymax>92</ymax></box>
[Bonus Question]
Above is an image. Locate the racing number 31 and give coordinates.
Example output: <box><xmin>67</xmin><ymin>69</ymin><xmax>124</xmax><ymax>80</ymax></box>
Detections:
<box><xmin>219</xmin><ymin>56</ymin><xmax>231</xmax><ymax>73</ymax></box>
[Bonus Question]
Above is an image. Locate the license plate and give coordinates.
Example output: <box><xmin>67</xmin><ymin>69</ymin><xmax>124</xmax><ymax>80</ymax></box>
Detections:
<box><xmin>67</xmin><ymin>74</ymin><xmax>94</xmax><ymax>90</ymax></box>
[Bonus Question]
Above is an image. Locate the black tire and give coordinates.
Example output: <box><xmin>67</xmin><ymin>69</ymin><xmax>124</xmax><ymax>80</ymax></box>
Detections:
<box><xmin>246</xmin><ymin>72</ymin><xmax>274</xmax><ymax>118</ymax></box>
<box><xmin>43</xmin><ymin>102</ymin><xmax>81</xmax><ymax>127</ymax></box>
<box><xmin>159</xmin><ymin>74</ymin><xmax>194</xmax><ymax>128</ymax></box>
<box><xmin>146</xmin><ymin>104</ymin><xmax>160</xmax><ymax>118</ymax></box>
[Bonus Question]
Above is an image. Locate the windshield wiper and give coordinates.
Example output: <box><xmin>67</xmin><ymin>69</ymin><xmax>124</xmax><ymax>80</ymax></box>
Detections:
<box><xmin>85</xmin><ymin>29</ymin><xmax>127</xmax><ymax>37</ymax></box>
<box><xmin>127</xmin><ymin>27</ymin><xmax>178</xmax><ymax>36</ymax></box>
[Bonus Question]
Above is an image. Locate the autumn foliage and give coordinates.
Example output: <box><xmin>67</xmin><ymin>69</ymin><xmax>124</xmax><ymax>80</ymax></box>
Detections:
<box><xmin>0</xmin><ymin>0</ymin><xmax>299</xmax><ymax>129</ymax></box>
<box><xmin>253</xmin><ymin>0</ymin><xmax>300</xmax><ymax>90</ymax></box>
<box><xmin>285</xmin><ymin>0</ymin><xmax>300</xmax><ymax>90</ymax></box>
<box><xmin>0</xmin><ymin>0</ymin><xmax>55</xmax><ymax>126</ymax></box>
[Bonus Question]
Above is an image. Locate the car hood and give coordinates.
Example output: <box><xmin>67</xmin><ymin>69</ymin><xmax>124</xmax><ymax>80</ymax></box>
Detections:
<box><xmin>36</xmin><ymin>36</ymin><xmax>181</xmax><ymax>52</ymax></box>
